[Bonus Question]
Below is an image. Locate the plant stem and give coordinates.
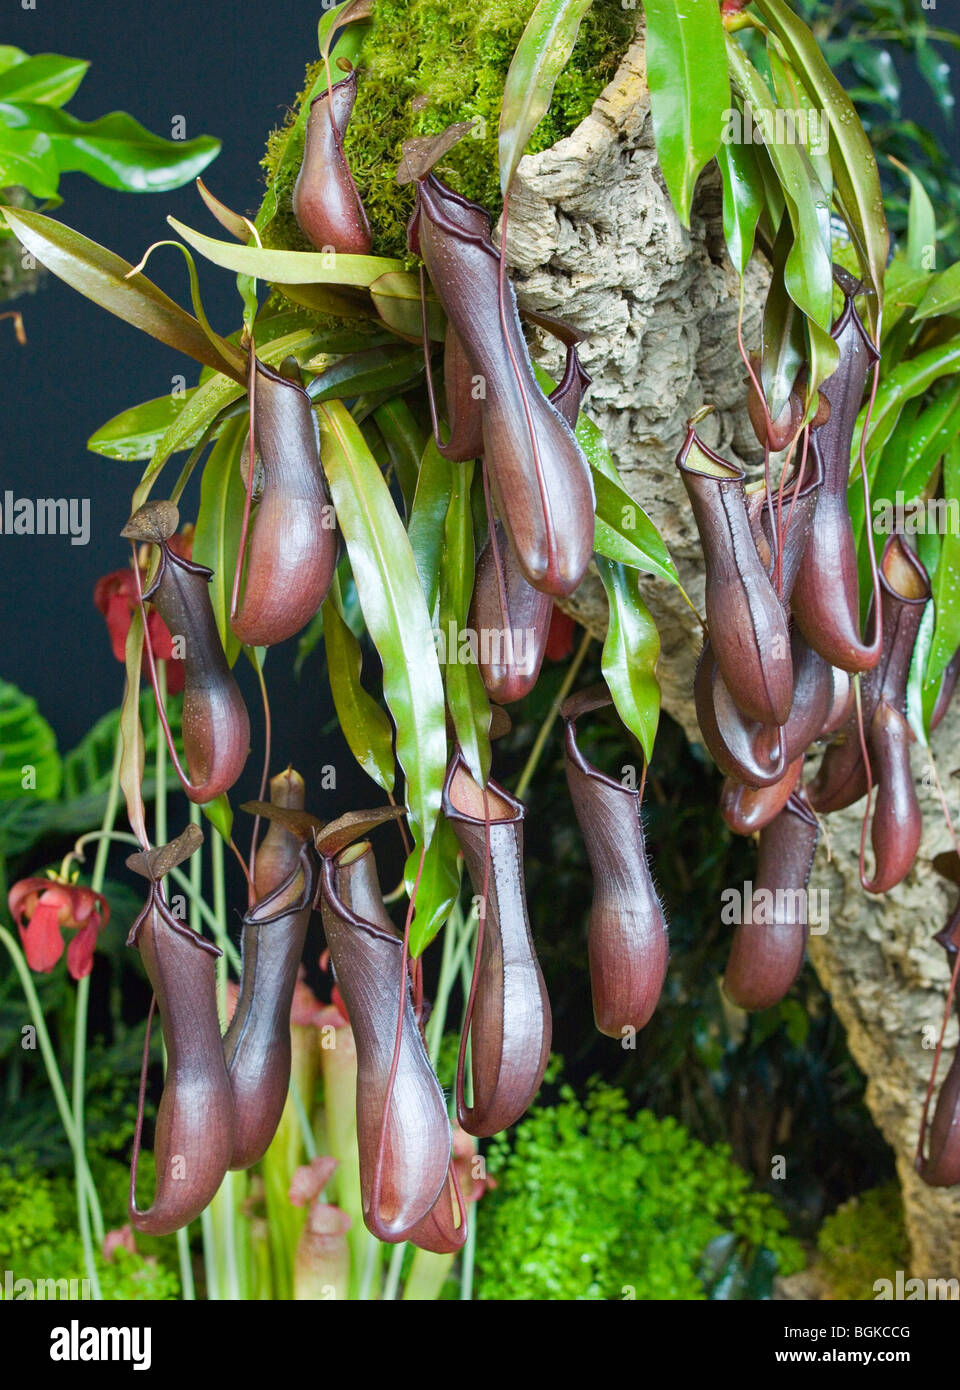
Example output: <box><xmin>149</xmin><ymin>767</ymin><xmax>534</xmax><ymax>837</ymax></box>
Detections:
<box><xmin>0</xmin><ymin>927</ymin><xmax>104</xmax><ymax>1250</ymax></box>
<box><xmin>69</xmin><ymin>729</ymin><xmax>123</xmax><ymax>1300</ymax></box>
<box><xmin>425</xmin><ymin>895</ymin><xmax>460</xmax><ymax>1063</ymax></box>
<box><xmin>382</xmin><ymin>1240</ymin><xmax>406</xmax><ymax>1301</ymax></box>
<box><xmin>289</xmin><ymin>1074</ymin><xmax>318</xmax><ymax>1161</ymax></box>
<box><xmin>356</xmin><ymin>1232</ymin><xmax>380</xmax><ymax>1302</ymax></box>
<box><xmin>514</xmin><ymin>629</ymin><xmax>592</xmax><ymax>801</ymax></box>
<box><xmin>201</xmin><ymin>1206</ymin><xmax>220</xmax><ymax>1301</ymax></box>
<box><xmin>459</xmin><ymin>1210</ymin><xmax>477</xmax><ymax>1301</ymax></box>
<box><xmin>212</xmin><ymin>831</ymin><xmax>229</xmax><ymax>1028</ymax></box>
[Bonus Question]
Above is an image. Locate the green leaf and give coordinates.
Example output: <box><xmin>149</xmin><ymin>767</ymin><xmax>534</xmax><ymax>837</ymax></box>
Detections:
<box><xmin>319</xmin><ymin>0</ymin><xmax>373</xmax><ymax>56</ymax></box>
<box><xmin>373</xmin><ymin>397</ymin><xmax>426</xmax><ymax>517</ymax></box>
<box><xmin>0</xmin><ymin>206</ymin><xmax>245</xmax><ymax>381</ymax></box>
<box><xmin>889</xmin><ymin>156</ymin><xmax>936</xmax><ymax>273</ymax></box>
<box><xmin>135</xmin><ymin>373</ymin><xmax>245</xmax><ymax>501</ymax></box>
<box><xmin>317</xmin><ymin>400</ymin><xmax>447</xmax><ymax>845</ymax></box>
<box><xmin>924</xmin><ymin>436</ymin><xmax>960</xmax><ymax>707</ymax></box>
<box><xmin>0</xmin><ymin>48</ymin><xmax>28</xmax><ymax>77</ymax></box>
<box><xmin>726</xmin><ymin>38</ymin><xmax>836</xmax><ymax>397</ymax></box>
<box><xmin>595</xmin><ymin>557</ymin><xmax>661</xmax><ymax>763</ymax></box>
<box><xmin>406</xmin><ymin>817</ymin><xmax>461</xmax><ymax>958</ymax></box>
<box><xmin>883</xmin><ymin>255</ymin><xmax>935</xmax><ymax>338</ymax></box>
<box><xmin>916</xmin><ymin>34</ymin><xmax>954</xmax><ymax>122</ymax></box>
<box><xmin>900</xmin><ymin>385</ymin><xmax>960</xmax><ymax>502</ymax></box>
<box><xmin>0</xmin><ymin>53</ymin><xmax>88</xmax><ymax>107</ymax></box>
<box><xmin>498</xmin><ymin>0</ymin><xmax>595</xmax><ymax>197</ymax></box>
<box><xmin>0</xmin><ymin>679</ymin><xmax>61</xmax><ymax>800</ymax></box>
<box><xmin>761</xmin><ymin>211</ymin><xmax>808</xmax><ymax>419</ymax></box>
<box><xmin>438</xmin><ymin>460</ymin><xmax>491</xmax><ymax>786</ymax></box>
<box><xmin>0</xmin><ymin>102</ymin><xmax>219</xmax><ymax>193</ymax></box>
<box><xmin>369</xmin><ymin>270</ymin><xmax>445</xmax><ymax>341</ymax></box>
<box><xmin>908</xmin><ymin>598</ymin><xmax>935</xmax><ymax>747</ymax></box>
<box><xmin>914</xmin><ymin>262</ymin><xmax>960</xmax><ymax>322</ymax></box>
<box><xmin>0</xmin><ymin>693</ymin><xmax>184</xmax><ymax>859</ymax></box>
<box><xmin>592</xmin><ymin>471</ymin><xmax>680</xmax><ymax>587</ymax></box>
<box><xmin>767</xmin><ymin>38</ymin><xmax>832</xmax><ymax>201</ymax></box>
<box><xmin>407</xmin><ymin>438</ymin><xmax>455</xmax><ymax>617</ymax></box>
<box><xmin>168</xmin><ymin>216</ymin><xmax>403</xmax><ymax>287</ymax></box>
<box><xmin>192</xmin><ymin>417</ymin><xmax>248</xmax><ymax>668</ymax></box>
<box><xmin>322</xmin><ymin>573</ymin><xmax>396</xmax><ymax>793</ymax></box>
<box><xmin>88</xmin><ymin>388</ymin><xmax>201</xmax><ymax>462</ymax></box>
<box><xmin>853</xmin><ymin>396</ymin><xmax>921</xmax><ymax>554</ymax></box>
<box><xmin>305</xmin><ymin>343</ymin><xmax>425</xmax><ymax>402</ymax></box>
<box><xmin>0</xmin><ymin>127</ymin><xmax>58</xmax><ymax>198</ymax></box>
<box><xmin>856</xmin><ymin>338</ymin><xmax>960</xmax><ymax>463</ymax></box>
<box><xmin>201</xmin><ymin>793</ymin><xmax>233</xmax><ymax>843</ymax></box>
<box><xmin>716</xmin><ymin>136</ymin><xmax>765</xmax><ymax>277</ymax></box>
<box><xmin>272</xmin><ymin>280</ymin><xmax>375</xmax><ymax>319</ymax></box>
<box><xmin>753</xmin><ymin>0</ymin><xmax>889</xmax><ymax>331</ymax></box>
<box><xmin>645</xmin><ymin>0</ymin><xmax>729</xmax><ymax>227</ymax></box>
<box><xmin>61</xmin><ymin>693</ymin><xmax>182</xmax><ymax>804</ymax></box>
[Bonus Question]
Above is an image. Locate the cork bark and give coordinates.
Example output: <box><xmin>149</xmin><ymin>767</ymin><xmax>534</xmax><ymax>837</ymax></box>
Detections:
<box><xmin>505</xmin><ymin>24</ymin><xmax>960</xmax><ymax>1278</ymax></box>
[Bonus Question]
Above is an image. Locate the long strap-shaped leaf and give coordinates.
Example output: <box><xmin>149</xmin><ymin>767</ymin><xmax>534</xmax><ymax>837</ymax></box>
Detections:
<box><xmin>322</xmin><ymin>571</ymin><xmax>396</xmax><ymax>794</ymax></box>
<box><xmin>317</xmin><ymin>400</ymin><xmax>447</xmax><ymax>846</ymax></box>
<box><xmin>854</xmin><ymin>337</ymin><xmax>960</xmax><ymax>464</ymax></box>
<box><xmin>725</xmin><ymin>36</ymin><xmax>839</xmax><ymax>401</ymax></box>
<box><xmin>438</xmin><ymin>460</ymin><xmax>492</xmax><ymax>787</ymax></box>
<box><xmin>168</xmin><ymin>217</ymin><xmax>403</xmax><ymax>288</ymax></box>
<box><xmin>498</xmin><ymin>0</ymin><xmax>595</xmax><ymax>196</ymax></box>
<box><xmin>925</xmin><ymin>437</ymin><xmax>960</xmax><ymax>711</ymax></box>
<box><xmin>1</xmin><ymin>206</ymin><xmax>245</xmax><ymax>382</ymax></box>
<box><xmin>645</xmin><ymin>0</ymin><xmax>730</xmax><ymax>228</ymax></box>
<box><xmin>753</xmin><ymin>0</ymin><xmax>889</xmax><ymax>334</ymax></box>
<box><xmin>595</xmin><ymin>556</ymin><xmax>661</xmax><ymax>764</ymax></box>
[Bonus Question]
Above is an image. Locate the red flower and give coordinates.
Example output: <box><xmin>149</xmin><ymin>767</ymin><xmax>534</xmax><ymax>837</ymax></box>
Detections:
<box><xmin>94</xmin><ymin>527</ymin><xmax>193</xmax><ymax>696</ymax></box>
<box><xmin>103</xmin><ymin>1226</ymin><xmax>137</xmax><ymax>1262</ymax></box>
<box><xmin>9</xmin><ymin>878</ymin><xmax>110</xmax><ymax>979</ymax></box>
<box><xmin>545</xmin><ymin>607</ymin><xmax>576</xmax><ymax>662</ymax></box>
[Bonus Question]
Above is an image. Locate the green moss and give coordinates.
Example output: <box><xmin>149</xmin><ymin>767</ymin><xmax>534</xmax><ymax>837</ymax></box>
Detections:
<box><xmin>261</xmin><ymin>0</ymin><xmax>634</xmax><ymax>262</ymax></box>
<box><xmin>816</xmin><ymin>1184</ymin><xmax>910</xmax><ymax>1300</ymax></box>
<box><xmin>474</xmin><ymin>1080</ymin><xmax>805</xmax><ymax>1301</ymax></box>
<box><xmin>0</xmin><ymin>1163</ymin><xmax>180</xmax><ymax>1301</ymax></box>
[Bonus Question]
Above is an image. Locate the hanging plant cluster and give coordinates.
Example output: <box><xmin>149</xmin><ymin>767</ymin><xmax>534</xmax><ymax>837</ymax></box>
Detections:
<box><xmin>5</xmin><ymin>0</ymin><xmax>960</xmax><ymax>1262</ymax></box>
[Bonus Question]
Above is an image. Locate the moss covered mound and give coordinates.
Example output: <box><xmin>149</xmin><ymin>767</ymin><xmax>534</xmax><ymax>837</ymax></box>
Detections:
<box><xmin>262</xmin><ymin>0</ymin><xmax>635</xmax><ymax>261</ymax></box>
<box><xmin>816</xmin><ymin>1184</ymin><xmax>910</xmax><ymax>1300</ymax></box>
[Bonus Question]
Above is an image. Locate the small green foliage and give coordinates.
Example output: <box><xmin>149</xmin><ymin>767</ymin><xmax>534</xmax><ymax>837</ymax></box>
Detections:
<box><xmin>0</xmin><ymin>1164</ymin><xmax>179</xmax><ymax>1300</ymax></box>
<box><xmin>816</xmin><ymin>1183</ymin><xmax>910</xmax><ymax>1301</ymax></box>
<box><xmin>260</xmin><ymin>0</ymin><xmax>634</xmax><ymax>261</ymax></box>
<box><xmin>475</xmin><ymin>1079</ymin><xmax>805</xmax><ymax>1300</ymax></box>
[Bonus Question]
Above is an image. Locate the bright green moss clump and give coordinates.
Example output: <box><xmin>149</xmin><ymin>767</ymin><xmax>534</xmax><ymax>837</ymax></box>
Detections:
<box><xmin>262</xmin><ymin>0</ymin><xmax>635</xmax><ymax>261</ymax></box>
<box><xmin>816</xmin><ymin>1184</ymin><xmax>910</xmax><ymax>1300</ymax></box>
<box><xmin>474</xmin><ymin>1081</ymin><xmax>805</xmax><ymax>1301</ymax></box>
<box><xmin>0</xmin><ymin>1164</ymin><xmax>180</xmax><ymax>1300</ymax></box>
